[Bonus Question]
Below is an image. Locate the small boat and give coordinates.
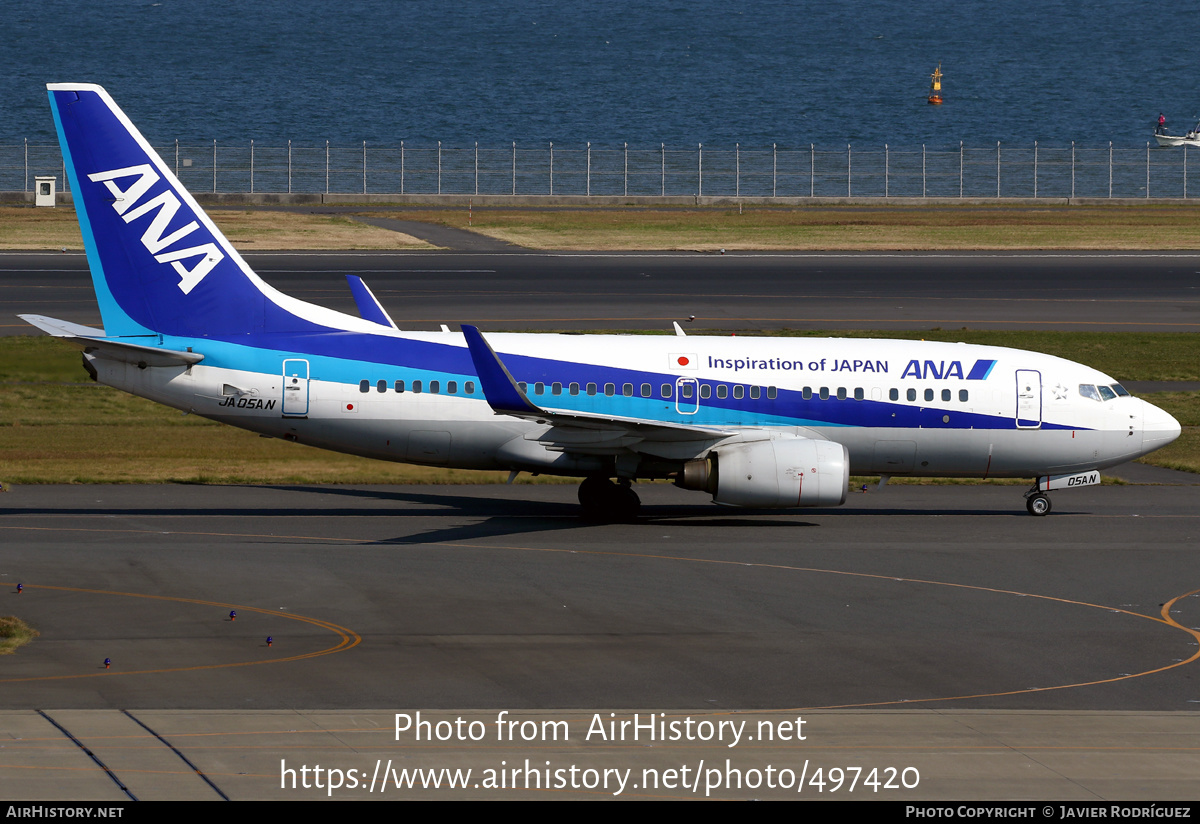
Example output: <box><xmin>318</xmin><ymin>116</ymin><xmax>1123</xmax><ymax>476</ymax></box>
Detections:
<box><xmin>1154</xmin><ymin>120</ymin><xmax>1200</xmax><ymax>147</ymax></box>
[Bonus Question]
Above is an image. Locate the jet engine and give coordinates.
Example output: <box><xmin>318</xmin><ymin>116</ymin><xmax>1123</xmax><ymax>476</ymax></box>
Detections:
<box><xmin>676</xmin><ymin>436</ymin><xmax>849</xmax><ymax>508</ymax></box>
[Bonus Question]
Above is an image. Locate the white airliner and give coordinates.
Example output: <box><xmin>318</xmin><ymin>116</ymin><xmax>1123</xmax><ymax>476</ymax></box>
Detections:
<box><xmin>23</xmin><ymin>84</ymin><xmax>1182</xmax><ymax>518</ymax></box>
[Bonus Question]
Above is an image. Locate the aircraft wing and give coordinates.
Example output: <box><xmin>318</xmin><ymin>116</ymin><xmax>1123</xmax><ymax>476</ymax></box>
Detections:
<box><xmin>20</xmin><ymin>314</ymin><xmax>204</xmax><ymax>367</ymax></box>
<box><xmin>460</xmin><ymin>324</ymin><xmax>734</xmax><ymax>445</ymax></box>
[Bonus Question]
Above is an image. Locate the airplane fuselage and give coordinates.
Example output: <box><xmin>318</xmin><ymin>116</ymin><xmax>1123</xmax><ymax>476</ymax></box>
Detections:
<box><xmin>90</xmin><ymin>330</ymin><xmax>1175</xmax><ymax>482</ymax></box>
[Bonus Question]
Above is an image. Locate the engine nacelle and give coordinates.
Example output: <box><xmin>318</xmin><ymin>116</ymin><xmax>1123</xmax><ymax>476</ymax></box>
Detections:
<box><xmin>678</xmin><ymin>437</ymin><xmax>849</xmax><ymax>508</ymax></box>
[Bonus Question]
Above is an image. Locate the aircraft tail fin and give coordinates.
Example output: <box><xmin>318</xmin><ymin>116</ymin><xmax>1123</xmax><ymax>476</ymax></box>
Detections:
<box><xmin>46</xmin><ymin>84</ymin><xmax>375</xmax><ymax>340</ymax></box>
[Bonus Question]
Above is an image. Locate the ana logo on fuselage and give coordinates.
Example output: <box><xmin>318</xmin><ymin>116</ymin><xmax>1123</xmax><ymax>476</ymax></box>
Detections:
<box><xmin>87</xmin><ymin>164</ymin><xmax>225</xmax><ymax>295</ymax></box>
<box><xmin>899</xmin><ymin>359</ymin><xmax>998</xmax><ymax>381</ymax></box>
<box><xmin>900</xmin><ymin>360</ymin><xmax>965</xmax><ymax>380</ymax></box>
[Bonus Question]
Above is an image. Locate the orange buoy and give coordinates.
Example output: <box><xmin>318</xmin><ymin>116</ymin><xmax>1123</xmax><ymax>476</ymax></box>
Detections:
<box><xmin>928</xmin><ymin>63</ymin><xmax>944</xmax><ymax>105</ymax></box>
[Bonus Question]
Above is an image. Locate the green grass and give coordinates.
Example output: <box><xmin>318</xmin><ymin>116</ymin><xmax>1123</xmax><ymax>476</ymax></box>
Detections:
<box><xmin>0</xmin><ymin>206</ymin><xmax>431</xmax><ymax>251</ymax></box>
<box><xmin>12</xmin><ymin>202</ymin><xmax>1200</xmax><ymax>252</ymax></box>
<box><xmin>359</xmin><ymin>204</ymin><xmax>1200</xmax><ymax>251</ymax></box>
<box><xmin>1</xmin><ymin>334</ymin><xmax>1196</xmax><ymax>483</ymax></box>
<box><xmin>0</xmin><ymin>616</ymin><xmax>39</xmax><ymax>655</ymax></box>
<box><xmin>0</xmin><ymin>335</ymin><xmax>90</xmax><ymax>382</ymax></box>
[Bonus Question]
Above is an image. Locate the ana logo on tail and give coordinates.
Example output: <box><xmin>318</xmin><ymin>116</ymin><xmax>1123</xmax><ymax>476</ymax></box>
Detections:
<box><xmin>87</xmin><ymin>164</ymin><xmax>225</xmax><ymax>294</ymax></box>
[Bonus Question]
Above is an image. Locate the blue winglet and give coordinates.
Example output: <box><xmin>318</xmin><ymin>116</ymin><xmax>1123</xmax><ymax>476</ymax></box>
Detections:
<box><xmin>346</xmin><ymin>275</ymin><xmax>397</xmax><ymax>328</ymax></box>
<box><xmin>460</xmin><ymin>325</ymin><xmax>542</xmax><ymax>416</ymax></box>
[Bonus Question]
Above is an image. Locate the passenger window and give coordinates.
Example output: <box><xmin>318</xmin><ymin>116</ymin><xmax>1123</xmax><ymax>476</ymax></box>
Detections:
<box><xmin>641</xmin><ymin>383</ymin><xmax>652</xmax><ymax>397</ymax></box>
<box><xmin>465</xmin><ymin>381</ymin><xmax>475</xmax><ymax>395</ymax></box>
<box><xmin>889</xmin><ymin>388</ymin><xmax>899</xmax><ymax>401</ymax></box>
<box><xmin>622</xmin><ymin>383</ymin><xmax>633</xmax><ymax>397</ymax></box>
<box><xmin>377</xmin><ymin>380</ymin><xmax>387</xmax><ymax>393</ymax></box>
<box><xmin>750</xmin><ymin>386</ymin><xmax>760</xmax><ymax>400</ymax></box>
<box><xmin>552</xmin><ymin>382</ymin><xmax>563</xmax><ymax>395</ymax></box>
<box><xmin>733</xmin><ymin>385</ymin><xmax>744</xmax><ymax>399</ymax></box>
<box><xmin>395</xmin><ymin>380</ymin><xmax>405</xmax><ymax>393</ymax></box>
<box><xmin>570</xmin><ymin>383</ymin><xmax>580</xmax><ymax>395</ymax></box>
<box><xmin>802</xmin><ymin>387</ymin><xmax>812</xmax><ymax>400</ymax></box>
<box><xmin>604</xmin><ymin>383</ymin><xmax>615</xmax><ymax>396</ymax></box>
<box><xmin>534</xmin><ymin>382</ymin><xmax>544</xmax><ymax>395</ymax></box>
<box><xmin>448</xmin><ymin>381</ymin><xmax>457</xmax><ymax>394</ymax></box>
<box><xmin>359</xmin><ymin>380</ymin><xmax>370</xmax><ymax>393</ymax></box>
<box><xmin>924</xmin><ymin>388</ymin><xmax>934</xmax><ymax>402</ymax></box>
<box><xmin>959</xmin><ymin>389</ymin><xmax>968</xmax><ymax>402</ymax></box>
<box><xmin>587</xmin><ymin>383</ymin><xmax>597</xmax><ymax>396</ymax></box>
<box><xmin>518</xmin><ymin>382</ymin><xmax>527</xmax><ymax>393</ymax></box>
<box><xmin>941</xmin><ymin>389</ymin><xmax>951</xmax><ymax>402</ymax></box>
<box><xmin>682</xmin><ymin>384</ymin><xmax>694</xmax><ymax>399</ymax></box>
<box><xmin>716</xmin><ymin>385</ymin><xmax>728</xmax><ymax>399</ymax></box>
<box><xmin>661</xmin><ymin>384</ymin><xmax>672</xmax><ymax>398</ymax></box>
<box><xmin>767</xmin><ymin>386</ymin><xmax>777</xmax><ymax>400</ymax></box>
<box><xmin>1097</xmin><ymin>385</ymin><xmax>1116</xmax><ymax>401</ymax></box>
<box><xmin>906</xmin><ymin>388</ymin><xmax>916</xmax><ymax>402</ymax></box>
<box><xmin>836</xmin><ymin>387</ymin><xmax>847</xmax><ymax>400</ymax></box>
<box><xmin>700</xmin><ymin>384</ymin><xmax>711</xmax><ymax>399</ymax></box>
<box><xmin>430</xmin><ymin>380</ymin><xmax>440</xmax><ymax>394</ymax></box>
<box><xmin>413</xmin><ymin>380</ymin><xmax>423</xmax><ymax>393</ymax></box>
<box><xmin>854</xmin><ymin>387</ymin><xmax>864</xmax><ymax>400</ymax></box>
<box><xmin>1079</xmin><ymin>384</ymin><xmax>1101</xmax><ymax>402</ymax></box>
<box><xmin>819</xmin><ymin>387</ymin><xmax>830</xmax><ymax>400</ymax></box>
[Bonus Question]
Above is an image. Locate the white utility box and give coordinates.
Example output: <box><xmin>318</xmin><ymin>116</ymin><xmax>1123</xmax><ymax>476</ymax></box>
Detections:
<box><xmin>34</xmin><ymin>176</ymin><xmax>56</xmax><ymax>207</ymax></box>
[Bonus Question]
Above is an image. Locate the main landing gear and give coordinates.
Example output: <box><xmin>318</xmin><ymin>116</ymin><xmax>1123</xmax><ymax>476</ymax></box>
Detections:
<box><xmin>1024</xmin><ymin>486</ymin><xmax>1052</xmax><ymax>517</ymax></box>
<box><xmin>578</xmin><ymin>476</ymin><xmax>641</xmax><ymax>522</ymax></box>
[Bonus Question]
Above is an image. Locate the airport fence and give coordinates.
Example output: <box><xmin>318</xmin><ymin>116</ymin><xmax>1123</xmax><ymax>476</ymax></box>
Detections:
<box><xmin>4</xmin><ymin>140</ymin><xmax>1199</xmax><ymax>200</ymax></box>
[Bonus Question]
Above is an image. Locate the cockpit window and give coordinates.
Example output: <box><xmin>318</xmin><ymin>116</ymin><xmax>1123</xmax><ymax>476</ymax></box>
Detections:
<box><xmin>1111</xmin><ymin>384</ymin><xmax>1130</xmax><ymax>397</ymax></box>
<box><xmin>1097</xmin><ymin>385</ymin><xmax>1116</xmax><ymax>401</ymax></box>
<box><xmin>1079</xmin><ymin>384</ymin><xmax>1101</xmax><ymax>402</ymax></box>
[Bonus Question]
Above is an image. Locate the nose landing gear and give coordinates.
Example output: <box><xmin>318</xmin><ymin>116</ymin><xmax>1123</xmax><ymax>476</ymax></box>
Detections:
<box><xmin>1023</xmin><ymin>470</ymin><xmax>1102</xmax><ymax>515</ymax></box>
<box><xmin>1025</xmin><ymin>492</ymin><xmax>1052</xmax><ymax>516</ymax></box>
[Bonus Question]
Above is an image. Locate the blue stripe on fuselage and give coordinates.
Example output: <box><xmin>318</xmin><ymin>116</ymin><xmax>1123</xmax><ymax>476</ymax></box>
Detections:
<box><xmin>159</xmin><ymin>331</ymin><xmax>1086</xmax><ymax>432</ymax></box>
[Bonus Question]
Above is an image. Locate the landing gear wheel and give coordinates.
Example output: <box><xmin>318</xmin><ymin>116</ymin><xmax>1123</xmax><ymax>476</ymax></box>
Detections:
<box><xmin>612</xmin><ymin>482</ymin><xmax>641</xmax><ymax>522</ymax></box>
<box><xmin>577</xmin><ymin>477</ymin><xmax>641</xmax><ymax>522</ymax></box>
<box><xmin>1026</xmin><ymin>494</ymin><xmax>1052</xmax><ymax>516</ymax></box>
<box><xmin>578</xmin><ymin>476</ymin><xmax>611</xmax><ymax>515</ymax></box>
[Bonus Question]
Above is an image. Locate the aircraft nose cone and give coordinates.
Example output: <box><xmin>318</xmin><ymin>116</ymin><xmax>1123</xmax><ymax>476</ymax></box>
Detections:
<box><xmin>1142</xmin><ymin>399</ymin><xmax>1182</xmax><ymax>451</ymax></box>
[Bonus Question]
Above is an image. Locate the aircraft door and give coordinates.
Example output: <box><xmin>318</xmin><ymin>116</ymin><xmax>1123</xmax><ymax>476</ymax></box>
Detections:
<box><xmin>1015</xmin><ymin>369</ymin><xmax>1041</xmax><ymax>429</ymax></box>
<box><xmin>676</xmin><ymin>377</ymin><xmax>698</xmax><ymax>415</ymax></box>
<box><xmin>282</xmin><ymin>359</ymin><xmax>310</xmax><ymax>417</ymax></box>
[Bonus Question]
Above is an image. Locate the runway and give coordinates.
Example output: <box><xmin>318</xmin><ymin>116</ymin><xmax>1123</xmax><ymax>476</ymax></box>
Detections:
<box><xmin>3</xmin><ymin>249</ymin><xmax>1200</xmax><ymax>334</ymax></box>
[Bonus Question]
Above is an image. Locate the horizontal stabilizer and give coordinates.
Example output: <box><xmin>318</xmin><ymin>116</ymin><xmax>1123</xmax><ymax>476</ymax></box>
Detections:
<box><xmin>20</xmin><ymin>313</ymin><xmax>203</xmax><ymax>367</ymax></box>
<box><xmin>19</xmin><ymin>314</ymin><xmax>106</xmax><ymax>339</ymax></box>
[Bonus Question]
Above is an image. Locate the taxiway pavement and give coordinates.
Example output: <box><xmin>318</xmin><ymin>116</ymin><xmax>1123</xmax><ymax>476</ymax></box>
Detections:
<box><xmin>1</xmin><ymin>481</ymin><xmax>1198</xmax><ymax>799</ymax></box>
<box><xmin>2</xmin><ymin>481</ymin><xmax>1198</xmax><ymax>712</ymax></box>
